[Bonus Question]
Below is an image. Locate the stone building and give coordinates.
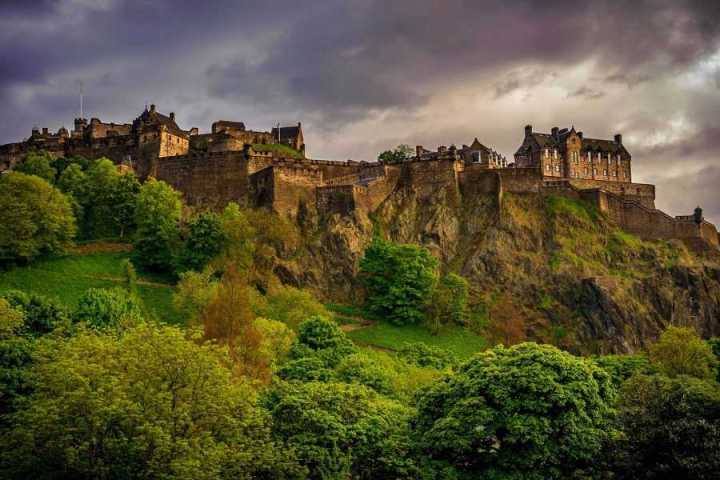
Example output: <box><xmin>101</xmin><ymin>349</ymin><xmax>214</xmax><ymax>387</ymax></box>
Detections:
<box><xmin>407</xmin><ymin>138</ymin><xmax>506</xmax><ymax>167</ymax></box>
<box><xmin>514</xmin><ymin>125</ymin><xmax>631</xmax><ymax>183</ymax></box>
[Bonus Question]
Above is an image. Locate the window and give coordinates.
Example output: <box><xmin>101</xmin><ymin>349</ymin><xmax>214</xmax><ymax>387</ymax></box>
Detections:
<box><xmin>613</xmin><ymin>171</ymin><xmax>618</xmax><ymax>177</ymax></box>
<box><xmin>587</xmin><ymin>152</ymin><xmax>592</xmax><ymax>161</ymax></box>
<box><xmin>607</xmin><ymin>153</ymin><xmax>611</xmax><ymax>161</ymax></box>
<box><xmin>616</xmin><ymin>154</ymin><xmax>621</xmax><ymax>161</ymax></box>
<box><xmin>603</xmin><ymin>169</ymin><xmax>608</xmax><ymax>176</ymax></box>
<box><xmin>545</xmin><ymin>164</ymin><xmax>551</xmax><ymax>171</ymax></box>
<box><xmin>555</xmin><ymin>165</ymin><xmax>560</xmax><ymax>172</ymax></box>
<box><xmin>553</xmin><ymin>149</ymin><xmax>558</xmax><ymax>159</ymax></box>
<box><xmin>584</xmin><ymin>167</ymin><xmax>588</xmax><ymax>175</ymax></box>
<box><xmin>593</xmin><ymin>168</ymin><xmax>597</xmax><ymax>176</ymax></box>
<box><xmin>597</xmin><ymin>152</ymin><xmax>601</xmax><ymax>160</ymax></box>
<box><xmin>544</xmin><ymin>148</ymin><xmax>549</xmax><ymax>157</ymax></box>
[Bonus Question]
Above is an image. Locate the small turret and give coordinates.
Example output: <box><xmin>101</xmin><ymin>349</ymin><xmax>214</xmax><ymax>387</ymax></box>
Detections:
<box><xmin>614</xmin><ymin>133</ymin><xmax>622</xmax><ymax>145</ymax></box>
<box><xmin>524</xmin><ymin>124</ymin><xmax>532</xmax><ymax>137</ymax></box>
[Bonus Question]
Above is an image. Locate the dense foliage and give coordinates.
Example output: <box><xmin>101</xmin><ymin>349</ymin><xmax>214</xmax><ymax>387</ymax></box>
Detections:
<box><xmin>73</xmin><ymin>287</ymin><xmax>144</xmax><ymax>330</ymax></box>
<box><xmin>360</xmin><ymin>238</ymin><xmax>438</xmax><ymax>325</ymax></box>
<box><xmin>132</xmin><ymin>178</ymin><xmax>183</xmax><ymax>271</ymax></box>
<box><xmin>0</xmin><ymin>172</ymin><xmax>76</xmax><ymax>264</ymax></box>
<box><xmin>414</xmin><ymin>343</ymin><xmax>616</xmax><ymax>479</ymax></box>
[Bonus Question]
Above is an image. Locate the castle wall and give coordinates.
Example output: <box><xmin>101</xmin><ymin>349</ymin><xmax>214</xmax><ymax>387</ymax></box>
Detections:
<box><xmin>154</xmin><ymin>151</ymin><xmax>250</xmax><ymax>208</ymax></box>
<box><xmin>497</xmin><ymin>167</ymin><xmax>544</xmax><ymax>193</ymax></box>
<box><xmin>317</xmin><ymin>185</ymin><xmax>356</xmax><ymax>216</ymax></box>
<box><xmin>270</xmin><ymin>164</ymin><xmax>324</xmax><ymax>216</ymax></box>
<box><xmin>570</xmin><ymin>178</ymin><xmax>655</xmax><ymax>208</ymax></box>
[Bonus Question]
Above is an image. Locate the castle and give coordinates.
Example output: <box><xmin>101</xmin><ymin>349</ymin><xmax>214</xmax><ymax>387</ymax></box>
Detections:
<box><xmin>1</xmin><ymin>107</ymin><xmax>718</xmax><ymax>251</ymax></box>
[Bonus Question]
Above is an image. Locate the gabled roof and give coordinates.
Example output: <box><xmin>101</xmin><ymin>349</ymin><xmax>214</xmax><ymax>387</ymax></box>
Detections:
<box><xmin>213</xmin><ymin>120</ymin><xmax>246</xmax><ymax>131</ymax></box>
<box><xmin>134</xmin><ymin>107</ymin><xmax>187</xmax><ymax>137</ymax></box>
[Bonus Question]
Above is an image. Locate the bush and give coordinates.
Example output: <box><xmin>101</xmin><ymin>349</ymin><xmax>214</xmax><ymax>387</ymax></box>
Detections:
<box><xmin>594</xmin><ymin>353</ymin><xmax>653</xmax><ymax>387</ymax></box>
<box><xmin>397</xmin><ymin>342</ymin><xmax>457</xmax><ymax>370</ymax></box>
<box><xmin>292</xmin><ymin>316</ymin><xmax>356</xmax><ymax>366</ymax></box>
<box><xmin>414</xmin><ymin>342</ymin><xmax>616</xmax><ymax>479</ymax></box>
<box><xmin>278</xmin><ymin>356</ymin><xmax>335</xmax><ymax>382</ymax></box>
<box><xmin>0</xmin><ymin>172</ymin><xmax>76</xmax><ymax>264</ymax></box>
<box><xmin>359</xmin><ymin>238</ymin><xmax>438</xmax><ymax>325</ymax></box>
<box><xmin>73</xmin><ymin>288</ymin><xmax>144</xmax><ymax>330</ymax></box>
<box><xmin>253</xmin><ymin>285</ymin><xmax>332</xmax><ymax>330</ymax></box>
<box><xmin>335</xmin><ymin>352</ymin><xmax>395</xmax><ymax>395</ymax></box>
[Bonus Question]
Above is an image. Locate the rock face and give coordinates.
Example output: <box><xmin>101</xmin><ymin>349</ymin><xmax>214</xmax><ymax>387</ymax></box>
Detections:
<box><xmin>280</xmin><ymin>178</ymin><xmax>720</xmax><ymax>354</ymax></box>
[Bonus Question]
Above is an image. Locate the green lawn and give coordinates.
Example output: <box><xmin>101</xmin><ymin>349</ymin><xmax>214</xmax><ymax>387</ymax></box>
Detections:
<box><xmin>0</xmin><ymin>251</ymin><xmax>184</xmax><ymax>325</ymax></box>
<box><xmin>347</xmin><ymin>321</ymin><xmax>487</xmax><ymax>359</ymax></box>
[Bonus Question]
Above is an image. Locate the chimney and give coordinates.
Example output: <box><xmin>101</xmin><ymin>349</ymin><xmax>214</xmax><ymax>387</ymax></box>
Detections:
<box><xmin>551</xmin><ymin>126</ymin><xmax>559</xmax><ymax>139</ymax></box>
<box><xmin>169</xmin><ymin>112</ymin><xmax>175</xmax><ymax>121</ymax></box>
<box><xmin>42</xmin><ymin>127</ymin><xmax>48</xmax><ymax>135</ymax></box>
<box><xmin>577</xmin><ymin>131</ymin><xmax>583</xmax><ymax>139</ymax></box>
<box><xmin>614</xmin><ymin>133</ymin><xmax>622</xmax><ymax>144</ymax></box>
<box><xmin>416</xmin><ymin>145</ymin><xmax>423</xmax><ymax>157</ymax></box>
<box><xmin>438</xmin><ymin>145</ymin><xmax>447</xmax><ymax>153</ymax></box>
<box><xmin>150</xmin><ymin>104</ymin><xmax>156</xmax><ymax>113</ymax></box>
<box><xmin>524</xmin><ymin>124</ymin><xmax>532</xmax><ymax>137</ymax></box>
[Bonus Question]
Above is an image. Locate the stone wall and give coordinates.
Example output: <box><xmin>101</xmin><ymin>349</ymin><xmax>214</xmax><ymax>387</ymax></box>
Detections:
<box><xmin>570</xmin><ymin>178</ymin><xmax>655</xmax><ymax>208</ymax></box>
<box><xmin>154</xmin><ymin>151</ymin><xmax>250</xmax><ymax>208</ymax></box>
<box><xmin>316</xmin><ymin>185</ymin><xmax>356</xmax><ymax>216</ymax></box>
<box><xmin>270</xmin><ymin>164</ymin><xmax>324</xmax><ymax>216</ymax></box>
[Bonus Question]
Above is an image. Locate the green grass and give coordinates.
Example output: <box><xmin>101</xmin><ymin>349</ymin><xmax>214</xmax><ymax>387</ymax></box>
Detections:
<box><xmin>347</xmin><ymin>321</ymin><xmax>487</xmax><ymax>359</ymax></box>
<box><xmin>0</xmin><ymin>251</ymin><xmax>184</xmax><ymax>325</ymax></box>
<box><xmin>252</xmin><ymin>143</ymin><xmax>304</xmax><ymax>159</ymax></box>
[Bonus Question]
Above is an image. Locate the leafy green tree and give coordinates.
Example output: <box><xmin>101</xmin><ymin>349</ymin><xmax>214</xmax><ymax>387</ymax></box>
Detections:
<box><xmin>414</xmin><ymin>342</ymin><xmax>616</xmax><ymax>480</ymax></box>
<box><xmin>0</xmin><ymin>300</ymin><xmax>33</xmax><ymax>421</ymax></box>
<box><xmin>107</xmin><ymin>172</ymin><xmax>141</xmax><ymax>238</ymax></box>
<box><xmin>0</xmin><ymin>323</ymin><xmax>305</xmax><ymax>480</ymax></box>
<box><xmin>648</xmin><ymin>326</ymin><xmax>718</xmax><ymax>380</ymax></box>
<box><xmin>291</xmin><ymin>315</ymin><xmax>357</xmax><ymax>367</ymax></box>
<box><xmin>612</xmin><ymin>373</ymin><xmax>720</xmax><ymax>479</ymax></box>
<box><xmin>50</xmin><ymin>154</ymin><xmax>89</xmax><ymax>176</ymax></box>
<box><xmin>132</xmin><ymin>178</ymin><xmax>182</xmax><ymax>271</ymax></box>
<box><xmin>73</xmin><ymin>288</ymin><xmax>144</xmax><ymax>330</ymax></box>
<box><xmin>176</xmin><ymin>211</ymin><xmax>225</xmax><ymax>272</ymax></box>
<box><xmin>709</xmin><ymin>337</ymin><xmax>720</xmax><ymax>382</ymax></box>
<box><xmin>0</xmin><ymin>290</ymin><xmax>70</xmax><ymax>336</ymax></box>
<box><xmin>253</xmin><ymin>285</ymin><xmax>332</xmax><ymax>330</ymax></box>
<box><xmin>0</xmin><ymin>172</ymin><xmax>76</xmax><ymax>264</ymax></box>
<box><xmin>56</xmin><ymin>163</ymin><xmax>89</xmax><ymax>225</ymax></box>
<box><xmin>335</xmin><ymin>352</ymin><xmax>394</xmax><ymax>395</ymax></box>
<box><xmin>278</xmin><ymin>356</ymin><xmax>335</xmax><ymax>382</ymax></box>
<box><xmin>359</xmin><ymin>238</ymin><xmax>438</xmax><ymax>325</ymax></box>
<box><xmin>594</xmin><ymin>353</ymin><xmax>653</xmax><ymax>387</ymax></box>
<box><xmin>377</xmin><ymin>144</ymin><xmax>414</xmax><ymax>163</ymax></box>
<box><xmin>14</xmin><ymin>151</ymin><xmax>56</xmax><ymax>183</ymax></box>
<box><xmin>266</xmin><ymin>380</ymin><xmax>420</xmax><ymax>479</ymax></box>
<box><xmin>428</xmin><ymin>273</ymin><xmax>469</xmax><ymax>333</ymax></box>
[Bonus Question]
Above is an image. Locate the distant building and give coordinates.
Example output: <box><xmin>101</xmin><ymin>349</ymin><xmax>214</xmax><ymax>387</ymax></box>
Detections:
<box><xmin>514</xmin><ymin>125</ymin><xmax>631</xmax><ymax>183</ymax></box>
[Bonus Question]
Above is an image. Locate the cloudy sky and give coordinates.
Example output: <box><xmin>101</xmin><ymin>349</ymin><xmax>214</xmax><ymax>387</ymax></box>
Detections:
<box><xmin>2</xmin><ymin>0</ymin><xmax>719</xmax><ymax>222</ymax></box>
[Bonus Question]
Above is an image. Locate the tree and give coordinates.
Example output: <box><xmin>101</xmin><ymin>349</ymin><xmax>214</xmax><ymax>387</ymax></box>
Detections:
<box><xmin>612</xmin><ymin>373</ymin><xmax>720</xmax><ymax>479</ymax></box>
<box><xmin>0</xmin><ymin>172</ymin><xmax>76</xmax><ymax>264</ymax></box>
<box><xmin>427</xmin><ymin>273</ymin><xmax>469</xmax><ymax>333</ymax></box>
<box><xmin>56</xmin><ymin>163</ymin><xmax>89</xmax><ymax>226</ymax></box>
<box><xmin>377</xmin><ymin>144</ymin><xmax>414</xmax><ymax>163</ymax></box>
<box><xmin>176</xmin><ymin>211</ymin><xmax>225</xmax><ymax>273</ymax></box>
<box><xmin>106</xmin><ymin>172</ymin><xmax>141</xmax><ymax>238</ymax></box>
<box><xmin>73</xmin><ymin>288</ymin><xmax>144</xmax><ymax>330</ymax></box>
<box><xmin>291</xmin><ymin>315</ymin><xmax>357</xmax><ymax>367</ymax></box>
<box><xmin>359</xmin><ymin>238</ymin><xmax>438</xmax><ymax>325</ymax></box>
<box><xmin>266</xmin><ymin>380</ymin><xmax>419</xmax><ymax>479</ymax></box>
<box><xmin>413</xmin><ymin>342</ymin><xmax>616</xmax><ymax>479</ymax></box>
<box><xmin>132</xmin><ymin>178</ymin><xmax>182</xmax><ymax>271</ymax></box>
<box><xmin>648</xmin><ymin>326</ymin><xmax>718</xmax><ymax>380</ymax></box>
<box><xmin>0</xmin><ymin>323</ymin><xmax>305</xmax><ymax>479</ymax></box>
<box><xmin>397</xmin><ymin>342</ymin><xmax>457</xmax><ymax>370</ymax></box>
<box><xmin>0</xmin><ymin>290</ymin><xmax>70</xmax><ymax>336</ymax></box>
<box><xmin>252</xmin><ymin>285</ymin><xmax>332</xmax><ymax>330</ymax></box>
<box><xmin>0</xmin><ymin>300</ymin><xmax>32</xmax><ymax>421</ymax></box>
<box><xmin>14</xmin><ymin>151</ymin><xmax>56</xmax><ymax>183</ymax></box>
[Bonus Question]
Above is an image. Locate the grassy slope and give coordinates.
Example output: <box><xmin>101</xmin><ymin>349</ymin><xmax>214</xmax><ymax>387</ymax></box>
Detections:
<box><xmin>0</xmin><ymin>251</ymin><xmax>184</xmax><ymax>325</ymax></box>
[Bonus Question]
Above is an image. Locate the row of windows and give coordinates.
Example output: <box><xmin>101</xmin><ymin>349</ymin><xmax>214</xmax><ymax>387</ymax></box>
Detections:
<box><xmin>545</xmin><ymin>149</ymin><xmax>622</xmax><ymax>163</ymax></box>
<box><xmin>545</xmin><ymin>163</ymin><xmax>627</xmax><ymax>178</ymax></box>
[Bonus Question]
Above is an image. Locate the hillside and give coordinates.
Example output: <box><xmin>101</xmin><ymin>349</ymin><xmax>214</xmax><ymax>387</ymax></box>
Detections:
<box><xmin>275</xmin><ymin>183</ymin><xmax>720</xmax><ymax>354</ymax></box>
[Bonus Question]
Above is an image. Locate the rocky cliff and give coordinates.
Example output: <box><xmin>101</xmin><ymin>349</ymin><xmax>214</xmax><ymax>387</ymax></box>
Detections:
<box><xmin>271</xmin><ymin>179</ymin><xmax>720</xmax><ymax>354</ymax></box>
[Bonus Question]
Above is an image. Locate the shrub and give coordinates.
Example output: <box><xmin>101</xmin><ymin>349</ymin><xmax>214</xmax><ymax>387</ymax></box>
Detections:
<box><xmin>335</xmin><ymin>352</ymin><xmax>395</xmax><ymax>395</ymax></box>
<box><xmin>73</xmin><ymin>288</ymin><xmax>144</xmax><ymax>330</ymax></box>
<box><xmin>14</xmin><ymin>151</ymin><xmax>56</xmax><ymax>183</ymax></box>
<box><xmin>427</xmin><ymin>272</ymin><xmax>469</xmax><ymax>332</ymax></box>
<box><xmin>397</xmin><ymin>342</ymin><xmax>457</xmax><ymax>370</ymax></box>
<box><xmin>175</xmin><ymin>211</ymin><xmax>224</xmax><ymax>273</ymax></box>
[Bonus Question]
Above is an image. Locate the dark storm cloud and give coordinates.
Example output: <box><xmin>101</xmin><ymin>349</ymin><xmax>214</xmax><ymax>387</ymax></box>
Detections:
<box><xmin>1</xmin><ymin>0</ymin><xmax>719</xmax><ymax>218</ymax></box>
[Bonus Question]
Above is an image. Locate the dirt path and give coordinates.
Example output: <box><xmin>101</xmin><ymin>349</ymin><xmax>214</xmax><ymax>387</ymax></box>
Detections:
<box><xmin>339</xmin><ymin>316</ymin><xmax>376</xmax><ymax>333</ymax></box>
<box><xmin>68</xmin><ymin>241</ymin><xmax>133</xmax><ymax>254</ymax></box>
<box><xmin>84</xmin><ymin>274</ymin><xmax>173</xmax><ymax>289</ymax></box>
